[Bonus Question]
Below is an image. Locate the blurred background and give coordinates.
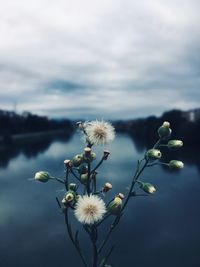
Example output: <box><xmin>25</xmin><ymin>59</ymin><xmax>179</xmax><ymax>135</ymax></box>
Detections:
<box><xmin>0</xmin><ymin>0</ymin><xmax>200</xmax><ymax>266</ymax></box>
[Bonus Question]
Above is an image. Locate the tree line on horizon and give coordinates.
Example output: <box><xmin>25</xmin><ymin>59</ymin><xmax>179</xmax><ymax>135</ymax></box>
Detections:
<box><xmin>114</xmin><ymin>109</ymin><xmax>200</xmax><ymax>148</ymax></box>
<box><xmin>0</xmin><ymin>110</ymin><xmax>73</xmax><ymax>143</ymax></box>
<box><xmin>0</xmin><ymin>108</ymin><xmax>200</xmax><ymax>147</ymax></box>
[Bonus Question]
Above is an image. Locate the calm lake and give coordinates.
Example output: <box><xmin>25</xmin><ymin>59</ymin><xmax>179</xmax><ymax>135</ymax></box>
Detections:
<box><xmin>0</xmin><ymin>132</ymin><xmax>200</xmax><ymax>267</ymax></box>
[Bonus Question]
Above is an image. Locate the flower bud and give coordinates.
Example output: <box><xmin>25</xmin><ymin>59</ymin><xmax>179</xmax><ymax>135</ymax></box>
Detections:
<box><xmin>34</xmin><ymin>171</ymin><xmax>51</xmax><ymax>183</ymax></box>
<box><xmin>146</xmin><ymin>149</ymin><xmax>162</xmax><ymax>160</ymax></box>
<box><xmin>76</xmin><ymin>121</ymin><xmax>84</xmax><ymax>130</ymax></box>
<box><xmin>78</xmin><ymin>165</ymin><xmax>88</xmax><ymax>174</ymax></box>
<box><xmin>107</xmin><ymin>196</ymin><xmax>123</xmax><ymax>215</ymax></box>
<box><xmin>158</xmin><ymin>121</ymin><xmax>172</xmax><ymax>139</ymax></box>
<box><xmin>117</xmin><ymin>193</ymin><xmax>125</xmax><ymax>199</ymax></box>
<box><xmin>80</xmin><ymin>173</ymin><xmax>89</xmax><ymax>184</ymax></box>
<box><xmin>68</xmin><ymin>183</ymin><xmax>77</xmax><ymax>191</ymax></box>
<box><xmin>83</xmin><ymin>151</ymin><xmax>96</xmax><ymax>163</ymax></box>
<box><xmin>84</xmin><ymin>147</ymin><xmax>91</xmax><ymax>157</ymax></box>
<box><xmin>167</xmin><ymin>140</ymin><xmax>183</xmax><ymax>150</ymax></box>
<box><xmin>140</xmin><ymin>182</ymin><xmax>156</xmax><ymax>194</ymax></box>
<box><xmin>72</xmin><ymin>154</ymin><xmax>84</xmax><ymax>167</ymax></box>
<box><xmin>64</xmin><ymin>159</ymin><xmax>71</xmax><ymax>168</ymax></box>
<box><xmin>90</xmin><ymin>152</ymin><xmax>97</xmax><ymax>161</ymax></box>
<box><xmin>102</xmin><ymin>182</ymin><xmax>112</xmax><ymax>193</ymax></box>
<box><xmin>62</xmin><ymin>191</ymin><xmax>74</xmax><ymax>205</ymax></box>
<box><xmin>169</xmin><ymin>160</ymin><xmax>184</xmax><ymax>170</ymax></box>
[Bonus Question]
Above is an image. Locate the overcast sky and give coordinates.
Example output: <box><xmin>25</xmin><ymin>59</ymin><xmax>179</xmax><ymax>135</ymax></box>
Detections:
<box><xmin>0</xmin><ymin>0</ymin><xmax>199</xmax><ymax>119</ymax></box>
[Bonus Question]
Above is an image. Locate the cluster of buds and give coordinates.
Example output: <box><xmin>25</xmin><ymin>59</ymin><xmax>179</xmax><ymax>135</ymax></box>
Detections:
<box><xmin>62</xmin><ymin>183</ymin><xmax>78</xmax><ymax>206</ymax></box>
<box><xmin>71</xmin><ymin>148</ymin><xmax>97</xmax><ymax>168</ymax></box>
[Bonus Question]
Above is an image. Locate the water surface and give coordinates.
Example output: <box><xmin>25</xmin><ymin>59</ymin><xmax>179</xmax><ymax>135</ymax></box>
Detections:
<box><xmin>0</xmin><ymin>133</ymin><xmax>200</xmax><ymax>267</ymax></box>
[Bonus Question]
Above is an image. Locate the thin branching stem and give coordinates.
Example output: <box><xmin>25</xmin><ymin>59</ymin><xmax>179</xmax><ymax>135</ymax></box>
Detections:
<box><xmin>51</xmin><ymin>177</ymin><xmax>65</xmax><ymax>184</ymax></box>
<box><xmin>87</xmin><ymin>162</ymin><xmax>91</xmax><ymax>195</ymax></box>
<box><xmin>98</xmin><ymin>215</ymin><xmax>121</xmax><ymax>255</ymax></box>
<box><xmin>64</xmin><ymin>209</ymin><xmax>88</xmax><ymax>267</ymax></box>
<box><xmin>91</xmin><ymin>156</ymin><xmax>104</xmax><ymax>174</ymax></box>
<box><xmin>69</xmin><ymin>166</ymin><xmax>82</xmax><ymax>182</ymax></box>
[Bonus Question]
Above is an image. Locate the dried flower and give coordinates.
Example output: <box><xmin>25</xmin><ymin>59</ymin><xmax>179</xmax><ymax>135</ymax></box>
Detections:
<box><xmin>74</xmin><ymin>195</ymin><xmax>106</xmax><ymax>224</ymax></box>
<box><xmin>102</xmin><ymin>182</ymin><xmax>113</xmax><ymax>193</ymax></box>
<box><xmin>63</xmin><ymin>159</ymin><xmax>71</xmax><ymax>168</ymax></box>
<box><xmin>84</xmin><ymin>120</ymin><xmax>115</xmax><ymax>146</ymax></box>
<box><xmin>103</xmin><ymin>150</ymin><xmax>110</xmax><ymax>160</ymax></box>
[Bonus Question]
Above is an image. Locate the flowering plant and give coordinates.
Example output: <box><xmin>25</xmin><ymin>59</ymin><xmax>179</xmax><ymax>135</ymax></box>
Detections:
<box><xmin>34</xmin><ymin>120</ymin><xmax>183</xmax><ymax>267</ymax></box>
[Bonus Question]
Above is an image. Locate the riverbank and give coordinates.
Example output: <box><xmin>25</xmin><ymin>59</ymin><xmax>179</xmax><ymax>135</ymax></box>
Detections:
<box><xmin>0</xmin><ymin>129</ymin><xmax>73</xmax><ymax>148</ymax></box>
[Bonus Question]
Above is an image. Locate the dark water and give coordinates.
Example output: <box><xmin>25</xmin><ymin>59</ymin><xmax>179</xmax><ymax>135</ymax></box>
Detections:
<box><xmin>0</xmin><ymin>133</ymin><xmax>200</xmax><ymax>267</ymax></box>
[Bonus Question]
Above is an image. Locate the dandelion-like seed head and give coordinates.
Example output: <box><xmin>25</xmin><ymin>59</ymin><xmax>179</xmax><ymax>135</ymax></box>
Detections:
<box><xmin>84</xmin><ymin>120</ymin><xmax>115</xmax><ymax>146</ymax></box>
<box><xmin>74</xmin><ymin>195</ymin><xmax>106</xmax><ymax>225</ymax></box>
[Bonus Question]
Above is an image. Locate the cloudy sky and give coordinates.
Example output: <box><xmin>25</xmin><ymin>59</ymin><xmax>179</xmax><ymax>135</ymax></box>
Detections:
<box><xmin>0</xmin><ymin>0</ymin><xmax>200</xmax><ymax>119</ymax></box>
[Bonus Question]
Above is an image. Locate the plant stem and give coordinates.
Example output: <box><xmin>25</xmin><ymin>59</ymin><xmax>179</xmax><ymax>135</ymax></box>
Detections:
<box><xmin>97</xmin><ymin>138</ymin><xmax>163</xmax><ymax>259</ymax></box>
<box><xmin>64</xmin><ymin>209</ymin><xmax>88</xmax><ymax>267</ymax></box>
<box><xmin>87</xmin><ymin>162</ymin><xmax>91</xmax><ymax>195</ymax></box>
<box><xmin>91</xmin><ymin>226</ymin><xmax>98</xmax><ymax>267</ymax></box>
<box><xmin>98</xmin><ymin>215</ymin><xmax>120</xmax><ymax>255</ymax></box>
<box><xmin>91</xmin><ymin>156</ymin><xmax>104</xmax><ymax>174</ymax></box>
<box><xmin>50</xmin><ymin>177</ymin><xmax>65</xmax><ymax>184</ymax></box>
<box><xmin>69</xmin><ymin>166</ymin><xmax>82</xmax><ymax>182</ymax></box>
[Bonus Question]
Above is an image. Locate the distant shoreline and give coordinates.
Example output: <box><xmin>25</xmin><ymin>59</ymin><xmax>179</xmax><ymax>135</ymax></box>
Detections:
<box><xmin>0</xmin><ymin>129</ymin><xmax>69</xmax><ymax>147</ymax></box>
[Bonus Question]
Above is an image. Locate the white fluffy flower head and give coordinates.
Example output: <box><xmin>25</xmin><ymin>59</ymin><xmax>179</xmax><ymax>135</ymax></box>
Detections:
<box><xmin>74</xmin><ymin>195</ymin><xmax>106</xmax><ymax>225</ymax></box>
<box><xmin>84</xmin><ymin>120</ymin><xmax>115</xmax><ymax>145</ymax></box>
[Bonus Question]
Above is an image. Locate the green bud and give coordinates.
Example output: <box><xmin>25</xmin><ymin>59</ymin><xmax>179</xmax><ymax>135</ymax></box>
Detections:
<box><xmin>80</xmin><ymin>173</ymin><xmax>89</xmax><ymax>184</ymax></box>
<box><xmin>68</xmin><ymin>183</ymin><xmax>77</xmax><ymax>191</ymax></box>
<box><xmin>62</xmin><ymin>191</ymin><xmax>74</xmax><ymax>204</ymax></box>
<box><xmin>169</xmin><ymin>160</ymin><xmax>184</xmax><ymax>170</ymax></box>
<box><xmin>168</xmin><ymin>140</ymin><xmax>183</xmax><ymax>150</ymax></box>
<box><xmin>72</xmin><ymin>154</ymin><xmax>84</xmax><ymax>167</ymax></box>
<box><xmin>158</xmin><ymin>121</ymin><xmax>172</xmax><ymax>139</ymax></box>
<box><xmin>78</xmin><ymin>165</ymin><xmax>88</xmax><ymax>174</ymax></box>
<box><xmin>140</xmin><ymin>182</ymin><xmax>156</xmax><ymax>194</ymax></box>
<box><xmin>90</xmin><ymin>152</ymin><xmax>97</xmax><ymax>161</ymax></box>
<box><xmin>75</xmin><ymin>194</ymin><xmax>81</xmax><ymax>202</ymax></box>
<box><xmin>83</xmin><ymin>152</ymin><xmax>97</xmax><ymax>163</ymax></box>
<box><xmin>107</xmin><ymin>195</ymin><xmax>123</xmax><ymax>215</ymax></box>
<box><xmin>34</xmin><ymin>171</ymin><xmax>51</xmax><ymax>183</ymax></box>
<box><xmin>146</xmin><ymin>149</ymin><xmax>162</xmax><ymax>160</ymax></box>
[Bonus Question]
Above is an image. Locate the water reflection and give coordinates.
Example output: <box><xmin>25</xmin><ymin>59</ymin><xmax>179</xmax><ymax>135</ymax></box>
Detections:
<box><xmin>0</xmin><ymin>131</ymin><xmax>73</xmax><ymax>168</ymax></box>
<box><xmin>0</xmin><ymin>133</ymin><xmax>200</xmax><ymax>267</ymax></box>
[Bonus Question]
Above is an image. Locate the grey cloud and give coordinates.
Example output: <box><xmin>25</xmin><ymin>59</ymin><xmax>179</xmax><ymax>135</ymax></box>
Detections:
<box><xmin>0</xmin><ymin>0</ymin><xmax>199</xmax><ymax>118</ymax></box>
